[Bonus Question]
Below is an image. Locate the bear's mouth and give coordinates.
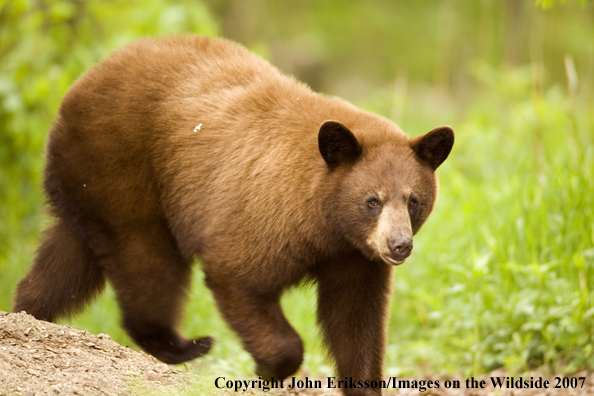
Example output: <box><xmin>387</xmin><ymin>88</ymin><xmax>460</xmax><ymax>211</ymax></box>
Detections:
<box><xmin>382</xmin><ymin>254</ymin><xmax>406</xmax><ymax>266</ymax></box>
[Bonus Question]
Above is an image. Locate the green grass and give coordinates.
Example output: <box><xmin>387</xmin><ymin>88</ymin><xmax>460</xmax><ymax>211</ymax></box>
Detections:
<box><xmin>128</xmin><ymin>374</ymin><xmax>282</xmax><ymax>396</ymax></box>
<box><xmin>381</xmin><ymin>68</ymin><xmax>594</xmax><ymax>376</ymax></box>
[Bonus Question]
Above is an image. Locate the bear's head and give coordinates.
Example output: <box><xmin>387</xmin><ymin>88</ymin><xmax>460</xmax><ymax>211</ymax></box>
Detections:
<box><xmin>319</xmin><ymin>120</ymin><xmax>454</xmax><ymax>265</ymax></box>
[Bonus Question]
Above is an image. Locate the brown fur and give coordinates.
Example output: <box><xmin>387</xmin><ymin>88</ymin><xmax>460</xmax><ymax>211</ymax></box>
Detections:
<box><xmin>14</xmin><ymin>36</ymin><xmax>453</xmax><ymax>395</ymax></box>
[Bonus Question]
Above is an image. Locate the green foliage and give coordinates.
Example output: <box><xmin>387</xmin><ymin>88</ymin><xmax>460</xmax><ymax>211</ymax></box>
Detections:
<box><xmin>1</xmin><ymin>0</ymin><xmax>593</xmax><ymax>379</ymax></box>
<box><xmin>383</xmin><ymin>62</ymin><xmax>594</xmax><ymax>376</ymax></box>
<box><xmin>0</xmin><ymin>0</ymin><xmax>218</xmax><ymax>319</ymax></box>
<box><xmin>536</xmin><ymin>0</ymin><xmax>589</xmax><ymax>9</ymax></box>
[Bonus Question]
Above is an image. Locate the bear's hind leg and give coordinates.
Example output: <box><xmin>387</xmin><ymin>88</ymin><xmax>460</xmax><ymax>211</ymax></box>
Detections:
<box><xmin>103</xmin><ymin>223</ymin><xmax>212</xmax><ymax>364</ymax></box>
<box><xmin>13</xmin><ymin>218</ymin><xmax>106</xmax><ymax>321</ymax></box>
<box><xmin>209</xmin><ymin>283</ymin><xmax>304</xmax><ymax>379</ymax></box>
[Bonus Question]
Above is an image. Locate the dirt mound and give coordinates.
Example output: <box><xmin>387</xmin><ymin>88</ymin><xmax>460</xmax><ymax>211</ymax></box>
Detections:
<box><xmin>1</xmin><ymin>311</ymin><xmax>592</xmax><ymax>396</ymax></box>
<box><xmin>0</xmin><ymin>311</ymin><xmax>182</xmax><ymax>396</ymax></box>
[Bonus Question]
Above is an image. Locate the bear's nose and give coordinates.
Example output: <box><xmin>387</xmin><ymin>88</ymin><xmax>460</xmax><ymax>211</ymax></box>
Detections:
<box><xmin>388</xmin><ymin>236</ymin><xmax>413</xmax><ymax>259</ymax></box>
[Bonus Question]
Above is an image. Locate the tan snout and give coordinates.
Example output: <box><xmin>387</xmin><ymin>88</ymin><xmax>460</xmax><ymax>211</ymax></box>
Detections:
<box><xmin>367</xmin><ymin>205</ymin><xmax>413</xmax><ymax>266</ymax></box>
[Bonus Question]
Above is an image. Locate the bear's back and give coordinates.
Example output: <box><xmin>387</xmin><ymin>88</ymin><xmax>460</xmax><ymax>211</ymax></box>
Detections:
<box><xmin>47</xmin><ymin>36</ymin><xmax>405</xmax><ymax>279</ymax></box>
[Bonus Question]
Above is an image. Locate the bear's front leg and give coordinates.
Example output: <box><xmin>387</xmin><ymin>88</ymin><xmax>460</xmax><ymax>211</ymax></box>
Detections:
<box><xmin>313</xmin><ymin>252</ymin><xmax>394</xmax><ymax>396</ymax></box>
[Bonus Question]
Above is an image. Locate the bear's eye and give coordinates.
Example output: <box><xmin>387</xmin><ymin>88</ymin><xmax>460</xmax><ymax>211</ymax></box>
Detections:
<box><xmin>408</xmin><ymin>195</ymin><xmax>419</xmax><ymax>214</ymax></box>
<box><xmin>367</xmin><ymin>197</ymin><xmax>382</xmax><ymax>209</ymax></box>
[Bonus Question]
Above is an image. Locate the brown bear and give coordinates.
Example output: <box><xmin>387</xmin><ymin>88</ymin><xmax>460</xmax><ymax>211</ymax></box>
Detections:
<box><xmin>14</xmin><ymin>36</ymin><xmax>453</xmax><ymax>395</ymax></box>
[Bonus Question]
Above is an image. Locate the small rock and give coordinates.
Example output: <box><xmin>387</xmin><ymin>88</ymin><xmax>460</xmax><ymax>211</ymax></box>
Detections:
<box><xmin>27</xmin><ymin>368</ymin><xmax>41</xmax><ymax>377</ymax></box>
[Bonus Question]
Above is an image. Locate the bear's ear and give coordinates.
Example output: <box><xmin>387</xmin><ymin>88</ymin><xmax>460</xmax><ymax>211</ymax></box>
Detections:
<box><xmin>410</xmin><ymin>126</ymin><xmax>454</xmax><ymax>170</ymax></box>
<box><xmin>318</xmin><ymin>121</ymin><xmax>362</xmax><ymax>169</ymax></box>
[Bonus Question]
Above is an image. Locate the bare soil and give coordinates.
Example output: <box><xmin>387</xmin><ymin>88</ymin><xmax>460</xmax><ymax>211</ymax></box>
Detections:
<box><xmin>0</xmin><ymin>311</ymin><xmax>181</xmax><ymax>395</ymax></box>
<box><xmin>1</xmin><ymin>311</ymin><xmax>592</xmax><ymax>396</ymax></box>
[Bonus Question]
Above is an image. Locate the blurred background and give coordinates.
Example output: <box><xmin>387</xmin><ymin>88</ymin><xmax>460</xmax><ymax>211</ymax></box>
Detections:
<box><xmin>1</xmin><ymin>0</ymin><xmax>593</xmax><ymax>378</ymax></box>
